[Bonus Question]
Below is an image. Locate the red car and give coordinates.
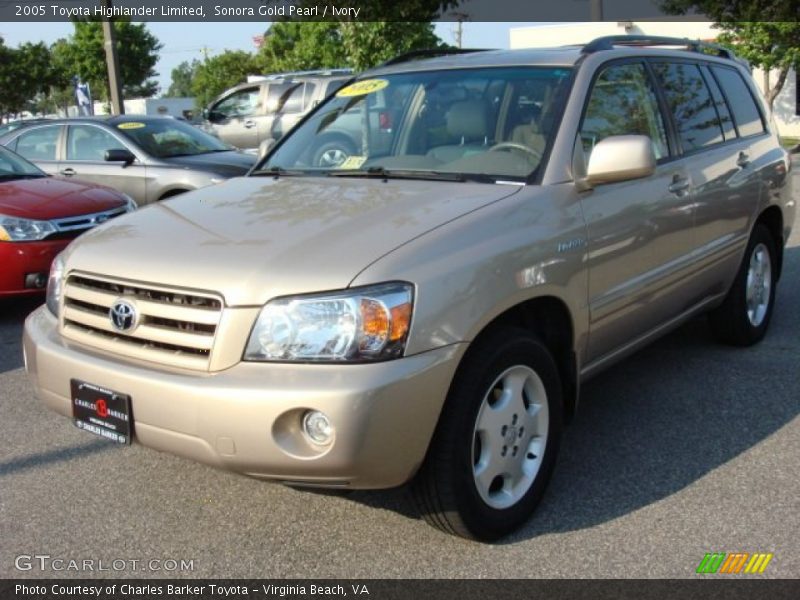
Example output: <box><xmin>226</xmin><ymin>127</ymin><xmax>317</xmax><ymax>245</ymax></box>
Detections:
<box><xmin>0</xmin><ymin>145</ymin><xmax>135</xmax><ymax>297</ymax></box>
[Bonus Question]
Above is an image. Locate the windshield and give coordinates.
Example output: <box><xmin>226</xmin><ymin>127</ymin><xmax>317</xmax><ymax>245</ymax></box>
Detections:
<box><xmin>257</xmin><ymin>67</ymin><xmax>572</xmax><ymax>182</ymax></box>
<box><xmin>115</xmin><ymin>119</ymin><xmax>232</xmax><ymax>158</ymax></box>
<box><xmin>0</xmin><ymin>144</ymin><xmax>46</xmax><ymax>179</ymax></box>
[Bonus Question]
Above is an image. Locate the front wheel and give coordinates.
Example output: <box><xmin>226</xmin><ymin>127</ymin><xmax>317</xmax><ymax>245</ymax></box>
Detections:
<box><xmin>411</xmin><ymin>328</ymin><xmax>562</xmax><ymax>541</ymax></box>
<box><xmin>709</xmin><ymin>224</ymin><xmax>778</xmax><ymax>346</ymax></box>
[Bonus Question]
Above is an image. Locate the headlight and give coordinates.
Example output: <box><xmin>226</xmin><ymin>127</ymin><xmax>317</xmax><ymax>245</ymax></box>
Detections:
<box><xmin>0</xmin><ymin>214</ymin><xmax>56</xmax><ymax>241</ymax></box>
<box><xmin>244</xmin><ymin>283</ymin><xmax>413</xmax><ymax>362</ymax></box>
<box><xmin>121</xmin><ymin>194</ymin><xmax>138</xmax><ymax>212</ymax></box>
<box><xmin>46</xmin><ymin>253</ymin><xmax>66</xmax><ymax>317</ymax></box>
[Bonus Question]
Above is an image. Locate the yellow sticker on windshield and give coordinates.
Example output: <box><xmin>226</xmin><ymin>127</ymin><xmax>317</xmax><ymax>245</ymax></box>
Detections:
<box><xmin>117</xmin><ymin>122</ymin><xmax>146</xmax><ymax>130</ymax></box>
<box><xmin>337</xmin><ymin>155</ymin><xmax>367</xmax><ymax>169</ymax></box>
<box><xmin>336</xmin><ymin>79</ymin><xmax>389</xmax><ymax>97</ymax></box>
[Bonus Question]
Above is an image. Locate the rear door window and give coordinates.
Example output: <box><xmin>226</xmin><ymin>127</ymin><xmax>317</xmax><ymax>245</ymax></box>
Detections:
<box><xmin>279</xmin><ymin>83</ymin><xmax>306</xmax><ymax>114</ymax></box>
<box><xmin>303</xmin><ymin>83</ymin><xmax>317</xmax><ymax>107</ymax></box>
<box><xmin>266</xmin><ymin>83</ymin><xmax>292</xmax><ymax>113</ymax></box>
<box><xmin>580</xmin><ymin>62</ymin><xmax>670</xmax><ymax>160</ymax></box>
<box><xmin>13</xmin><ymin>125</ymin><xmax>60</xmax><ymax>161</ymax></box>
<box><xmin>710</xmin><ymin>66</ymin><xmax>766</xmax><ymax>138</ymax></box>
<box><xmin>652</xmin><ymin>61</ymin><xmax>725</xmax><ymax>153</ymax></box>
<box><xmin>699</xmin><ymin>65</ymin><xmax>736</xmax><ymax>141</ymax></box>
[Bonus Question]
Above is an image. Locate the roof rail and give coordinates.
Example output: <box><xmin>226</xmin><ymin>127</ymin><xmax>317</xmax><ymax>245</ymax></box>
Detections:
<box><xmin>250</xmin><ymin>68</ymin><xmax>354</xmax><ymax>82</ymax></box>
<box><xmin>581</xmin><ymin>35</ymin><xmax>739</xmax><ymax>61</ymax></box>
<box><xmin>378</xmin><ymin>48</ymin><xmax>494</xmax><ymax>67</ymax></box>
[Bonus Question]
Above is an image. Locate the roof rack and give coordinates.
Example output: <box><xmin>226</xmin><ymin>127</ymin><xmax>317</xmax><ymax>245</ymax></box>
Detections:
<box><xmin>248</xmin><ymin>68</ymin><xmax>354</xmax><ymax>82</ymax></box>
<box><xmin>581</xmin><ymin>35</ymin><xmax>739</xmax><ymax>61</ymax></box>
<box><xmin>379</xmin><ymin>48</ymin><xmax>494</xmax><ymax>67</ymax></box>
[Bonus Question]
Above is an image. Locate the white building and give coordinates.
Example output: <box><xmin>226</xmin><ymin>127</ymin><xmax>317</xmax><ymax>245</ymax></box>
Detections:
<box><xmin>510</xmin><ymin>22</ymin><xmax>800</xmax><ymax>137</ymax></box>
<box><xmin>91</xmin><ymin>97</ymin><xmax>196</xmax><ymax>119</ymax></box>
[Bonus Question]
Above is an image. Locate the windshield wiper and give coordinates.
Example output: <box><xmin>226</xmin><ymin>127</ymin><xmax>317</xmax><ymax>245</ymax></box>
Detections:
<box><xmin>327</xmin><ymin>166</ymin><xmax>474</xmax><ymax>182</ymax></box>
<box><xmin>251</xmin><ymin>166</ymin><xmax>310</xmax><ymax>178</ymax></box>
<box><xmin>0</xmin><ymin>173</ymin><xmax>46</xmax><ymax>180</ymax></box>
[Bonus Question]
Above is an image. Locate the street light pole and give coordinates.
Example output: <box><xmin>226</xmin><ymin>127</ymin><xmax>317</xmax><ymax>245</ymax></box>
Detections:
<box><xmin>102</xmin><ymin>0</ymin><xmax>124</xmax><ymax>115</ymax></box>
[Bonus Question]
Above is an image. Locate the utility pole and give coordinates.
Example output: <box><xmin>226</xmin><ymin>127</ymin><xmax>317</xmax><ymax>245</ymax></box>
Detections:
<box><xmin>452</xmin><ymin>12</ymin><xmax>469</xmax><ymax>48</ymax></box>
<box><xmin>590</xmin><ymin>0</ymin><xmax>604</xmax><ymax>20</ymax></box>
<box><xmin>102</xmin><ymin>0</ymin><xmax>124</xmax><ymax>115</ymax></box>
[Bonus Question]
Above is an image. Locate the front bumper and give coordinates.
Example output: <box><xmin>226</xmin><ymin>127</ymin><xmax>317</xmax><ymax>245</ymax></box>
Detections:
<box><xmin>0</xmin><ymin>240</ymin><xmax>68</xmax><ymax>296</ymax></box>
<box><xmin>23</xmin><ymin>306</ymin><xmax>464</xmax><ymax>488</ymax></box>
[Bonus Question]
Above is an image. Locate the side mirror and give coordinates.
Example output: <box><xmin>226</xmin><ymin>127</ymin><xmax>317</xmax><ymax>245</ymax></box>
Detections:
<box><xmin>207</xmin><ymin>110</ymin><xmax>226</xmax><ymax>124</ymax></box>
<box><xmin>584</xmin><ymin>135</ymin><xmax>656</xmax><ymax>187</ymax></box>
<box><xmin>105</xmin><ymin>148</ymin><xmax>136</xmax><ymax>166</ymax></box>
<box><xmin>258</xmin><ymin>138</ymin><xmax>276</xmax><ymax>160</ymax></box>
<box><xmin>201</xmin><ymin>107</ymin><xmax>209</xmax><ymax>121</ymax></box>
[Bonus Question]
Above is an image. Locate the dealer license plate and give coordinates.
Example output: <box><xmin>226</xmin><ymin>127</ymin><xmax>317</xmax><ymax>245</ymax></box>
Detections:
<box><xmin>71</xmin><ymin>379</ymin><xmax>132</xmax><ymax>444</ymax></box>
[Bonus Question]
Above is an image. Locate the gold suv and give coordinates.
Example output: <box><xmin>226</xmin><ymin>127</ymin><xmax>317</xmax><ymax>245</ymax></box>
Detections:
<box><xmin>24</xmin><ymin>37</ymin><xmax>795</xmax><ymax>541</ymax></box>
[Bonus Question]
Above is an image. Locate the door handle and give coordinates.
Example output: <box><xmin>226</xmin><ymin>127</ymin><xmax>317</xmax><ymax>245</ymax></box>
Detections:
<box><xmin>668</xmin><ymin>175</ymin><xmax>690</xmax><ymax>195</ymax></box>
<box><xmin>59</xmin><ymin>168</ymin><xmax>76</xmax><ymax>177</ymax></box>
<box><xmin>243</xmin><ymin>120</ymin><xmax>256</xmax><ymax>129</ymax></box>
<box><xmin>736</xmin><ymin>152</ymin><xmax>750</xmax><ymax>168</ymax></box>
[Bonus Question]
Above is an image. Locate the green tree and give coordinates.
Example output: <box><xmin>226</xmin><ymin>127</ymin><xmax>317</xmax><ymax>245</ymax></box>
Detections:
<box><xmin>56</xmin><ymin>21</ymin><xmax>162</xmax><ymax>101</ymax></box>
<box><xmin>257</xmin><ymin>21</ymin><xmax>450</xmax><ymax>73</ymax></box>
<box><xmin>340</xmin><ymin>22</ymin><xmax>447</xmax><ymax>70</ymax></box>
<box><xmin>256</xmin><ymin>22</ymin><xmax>343</xmax><ymax>72</ymax></box>
<box><xmin>165</xmin><ymin>60</ymin><xmax>200</xmax><ymax>98</ymax></box>
<box><xmin>0</xmin><ymin>38</ymin><xmax>16</xmax><ymax>117</ymax></box>
<box><xmin>661</xmin><ymin>0</ymin><xmax>798</xmax><ymax>21</ymax></box>
<box><xmin>716</xmin><ymin>23</ymin><xmax>800</xmax><ymax>110</ymax></box>
<box><xmin>661</xmin><ymin>1</ymin><xmax>800</xmax><ymax>110</ymax></box>
<box><xmin>48</xmin><ymin>38</ymin><xmax>79</xmax><ymax>115</ymax></box>
<box><xmin>0</xmin><ymin>38</ymin><xmax>56</xmax><ymax>117</ymax></box>
<box><xmin>191</xmin><ymin>51</ymin><xmax>261</xmax><ymax>108</ymax></box>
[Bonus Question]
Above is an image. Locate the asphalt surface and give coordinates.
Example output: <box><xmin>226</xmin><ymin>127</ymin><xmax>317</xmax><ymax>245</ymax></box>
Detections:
<box><xmin>1</xmin><ymin>176</ymin><xmax>798</xmax><ymax>580</ymax></box>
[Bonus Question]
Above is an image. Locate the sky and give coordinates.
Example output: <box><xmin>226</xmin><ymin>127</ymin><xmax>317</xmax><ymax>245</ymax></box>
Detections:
<box><xmin>0</xmin><ymin>21</ymin><xmax>539</xmax><ymax>95</ymax></box>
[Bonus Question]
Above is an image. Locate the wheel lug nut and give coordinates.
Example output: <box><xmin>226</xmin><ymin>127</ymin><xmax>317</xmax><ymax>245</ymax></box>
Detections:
<box><xmin>512</xmin><ymin>446</ymin><xmax>518</xmax><ymax>457</ymax></box>
<box><xmin>512</xmin><ymin>414</ymin><xmax>518</xmax><ymax>425</ymax></box>
<box><xmin>501</xmin><ymin>425</ymin><xmax>507</xmax><ymax>435</ymax></box>
<box><xmin>501</xmin><ymin>446</ymin><xmax>507</xmax><ymax>457</ymax></box>
<box><xmin>518</xmin><ymin>427</ymin><xmax>524</xmax><ymax>437</ymax></box>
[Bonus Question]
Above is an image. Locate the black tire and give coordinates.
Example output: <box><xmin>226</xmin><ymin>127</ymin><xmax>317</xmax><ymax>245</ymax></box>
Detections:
<box><xmin>709</xmin><ymin>224</ymin><xmax>778</xmax><ymax>346</ymax></box>
<box><xmin>411</xmin><ymin>327</ymin><xmax>563</xmax><ymax>542</ymax></box>
<box><xmin>312</xmin><ymin>138</ymin><xmax>356</xmax><ymax>168</ymax></box>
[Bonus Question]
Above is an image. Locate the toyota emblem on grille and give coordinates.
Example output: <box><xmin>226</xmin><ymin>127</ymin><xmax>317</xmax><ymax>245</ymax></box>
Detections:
<box><xmin>109</xmin><ymin>299</ymin><xmax>137</xmax><ymax>331</ymax></box>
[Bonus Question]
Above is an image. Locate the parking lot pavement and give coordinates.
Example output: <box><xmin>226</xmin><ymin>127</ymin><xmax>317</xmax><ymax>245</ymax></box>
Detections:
<box><xmin>1</xmin><ymin>182</ymin><xmax>798</xmax><ymax>579</ymax></box>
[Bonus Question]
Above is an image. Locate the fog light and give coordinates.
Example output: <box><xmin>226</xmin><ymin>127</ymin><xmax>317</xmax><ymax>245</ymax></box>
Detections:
<box><xmin>25</xmin><ymin>272</ymin><xmax>47</xmax><ymax>289</ymax></box>
<box><xmin>302</xmin><ymin>410</ymin><xmax>333</xmax><ymax>445</ymax></box>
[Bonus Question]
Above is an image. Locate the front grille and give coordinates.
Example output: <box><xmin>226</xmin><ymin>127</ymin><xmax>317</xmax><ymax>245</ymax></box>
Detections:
<box><xmin>61</xmin><ymin>274</ymin><xmax>223</xmax><ymax>371</ymax></box>
<box><xmin>48</xmin><ymin>206</ymin><xmax>129</xmax><ymax>239</ymax></box>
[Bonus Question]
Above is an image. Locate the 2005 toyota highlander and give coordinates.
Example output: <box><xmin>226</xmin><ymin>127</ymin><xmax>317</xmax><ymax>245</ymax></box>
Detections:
<box><xmin>23</xmin><ymin>37</ymin><xmax>795</xmax><ymax>541</ymax></box>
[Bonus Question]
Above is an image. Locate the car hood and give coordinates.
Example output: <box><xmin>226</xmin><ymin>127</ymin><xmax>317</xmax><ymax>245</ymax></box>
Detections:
<box><xmin>158</xmin><ymin>150</ymin><xmax>256</xmax><ymax>176</ymax></box>
<box><xmin>0</xmin><ymin>177</ymin><xmax>125</xmax><ymax>220</ymax></box>
<box><xmin>65</xmin><ymin>176</ymin><xmax>520</xmax><ymax>306</ymax></box>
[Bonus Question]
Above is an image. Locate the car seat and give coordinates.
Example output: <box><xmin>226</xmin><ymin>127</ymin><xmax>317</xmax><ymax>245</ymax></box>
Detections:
<box><xmin>426</xmin><ymin>100</ymin><xmax>491</xmax><ymax>163</ymax></box>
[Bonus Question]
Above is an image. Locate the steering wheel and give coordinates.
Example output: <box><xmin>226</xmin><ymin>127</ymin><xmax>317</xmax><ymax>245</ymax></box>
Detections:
<box><xmin>488</xmin><ymin>142</ymin><xmax>542</xmax><ymax>161</ymax></box>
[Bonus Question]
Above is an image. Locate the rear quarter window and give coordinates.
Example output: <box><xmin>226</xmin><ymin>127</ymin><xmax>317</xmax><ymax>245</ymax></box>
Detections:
<box><xmin>710</xmin><ymin>66</ymin><xmax>766</xmax><ymax>138</ymax></box>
